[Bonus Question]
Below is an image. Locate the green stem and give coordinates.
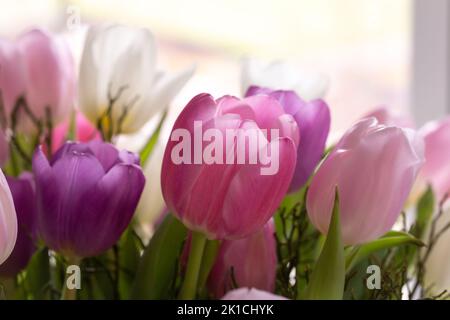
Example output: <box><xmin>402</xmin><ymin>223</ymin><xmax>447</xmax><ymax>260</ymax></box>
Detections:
<box><xmin>197</xmin><ymin>240</ymin><xmax>220</xmax><ymax>296</ymax></box>
<box><xmin>178</xmin><ymin>231</ymin><xmax>207</xmax><ymax>300</ymax></box>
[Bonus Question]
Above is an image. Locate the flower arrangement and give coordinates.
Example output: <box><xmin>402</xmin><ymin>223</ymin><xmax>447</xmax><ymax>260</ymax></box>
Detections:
<box><xmin>0</xmin><ymin>24</ymin><xmax>449</xmax><ymax>301</ymax></box>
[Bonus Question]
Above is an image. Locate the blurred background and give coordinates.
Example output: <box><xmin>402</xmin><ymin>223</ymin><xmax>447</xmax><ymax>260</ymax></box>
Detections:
<box><xmin>0</xmin><ymin>0</ymin><xmax>448</xmax><ymax>134</ymax></box>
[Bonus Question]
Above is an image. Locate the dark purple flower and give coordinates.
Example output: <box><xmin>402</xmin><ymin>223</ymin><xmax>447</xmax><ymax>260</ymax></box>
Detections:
<box><xmin>246</xmin><ymin>86</ymin><xmax>331</xmax><ymax>192</ymax></box>
<box><xmin>0</xmin><ymin>173</ymin><xmax>37</xmax><ymax>277</ymax></box>
<box><xmin>32</xmin><ymin>141</ymin><xmax>145</xmax><ymax>258</ymax></box>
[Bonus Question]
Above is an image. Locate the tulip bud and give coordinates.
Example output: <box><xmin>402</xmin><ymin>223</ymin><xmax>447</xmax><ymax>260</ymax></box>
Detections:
<box><xmin>79</xmin><ymin>24</ymin><xmax>194</xmax><ymax>136</ymax></box>
<box><xmin>0</xmin><ymin>173</ymin><xmax>36</xmax><ymax>276</ymax></box>
<box><xmin>246</xmin><ymin>86</ymin><xmax>330</xmax><ymax>191</ymax></box>
<box><xmin>307</xmin><ymin>118</ymin><xmax>424</xmax><ymax>245</ymax></box>
<box><xmin>221</xmin><ymin>288</ymin><xmax>287</xmax><ymax>300</ymax></box>
<box><xmin>33</xmin><ymin>141</ymin><xmax>145</xmax><ymax>258</ymax></box>
<box><xmin>207</xmin><ymin>220</ymin><xmax>277</xmax><ymax>298</ymax></box>
<box><xmin>0</xmin><ymin>169</ymin><xmax>17</xmax><ymax>265</ymax></box>
<box><xmin>418</xmin><ymin>117</ymin><xmax>450</xmax><ymax>201</ymax></box>
<box><xmin>241</xmin><ymin>58</ymin><xmax>328</xmax><ymax>101</ymax></box>
<box><xmin>161</xmin><ymin>93</ymin><xmax>298</xmax><ymax>240</ymax></box>
<box><xmin>17</xmin><ymin>29</ymin><xmax>76</xmax><ymax>130</ymax></box>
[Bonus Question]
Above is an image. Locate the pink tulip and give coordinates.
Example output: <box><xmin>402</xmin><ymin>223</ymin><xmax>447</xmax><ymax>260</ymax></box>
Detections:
<box><xmin>17</xmin><ymin>29</ymin><xmax>76</xmax><ymax>129</ymax></box>
<box><xmin>207</xmin><ymin>220</ymin><xmax>277</xmax><ymax>298</ymax></box>
<box><xmin>0</xmin><ymin>169</ymin><xmax>18</xmax><ymax>265</ymax></box>
<box><xmin>307</xmin><ymin>118</ymin><xmax>424</xmax><ymax>245</ymax></box>
<box><xmin>419</xmin><ymin>117</ymin><xmax>450</xmax><ymax>200</ymax></box>
<box><xmin>0</xmin><ymin>38</ymin><xmax>25</xmax><ymax>115</ymax></box>
<box><xmin>161</xmin><ymin>93</ymin><xmax>298</xmax><ymax>240</ymax></box>
<box><xmin>51</xmin><ymin>111</ymin><xmax>101</xmax><ymax>153</ymax></box>
<box><xmin>222</xmin><ymin>288</ymin><xmax>287</xmax><ymax>300</ymax></box>
<box><xmin>363</xmin><ymin>106</ymin><xmax>414</xmax><ymax>128</ymax></box>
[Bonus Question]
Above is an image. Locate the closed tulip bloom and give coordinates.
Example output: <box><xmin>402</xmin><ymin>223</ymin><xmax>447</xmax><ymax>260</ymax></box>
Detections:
<box><xmin>33</xmin><ymin>141</ymin><xmax>145</xmax><ymax>258</ymax></box>
<box><xmin>0</xmin><ymin>173</ymin><xmax>36</xmax><ymax>276</ymax></box>
<box><xmin>0</xmin><ymin>38</ymin><xmax>25</xmax><ymax>115</ymax></box>
<box><xmin>18</xmin><ymin>29</ymin><xmax>76</xmax><ymax>128</ymax></box>
<box><xmin>207</xmin><ymin>220</ymin><xmax>277</xmax><ymax>298</ymax></box>
<box><xmin>419</xmin><ymin>117</ymin><xmax>450</xmax><ymax>200</ymax></box>
<box><xmin>161</xmin><ymin>93</ymin><xmax>299</xmax><ymax>240</ymax></box>
<box><xmin>307</xmin><ymin>118</ymin><xmax>424</xmax><ymax>245</ymax></box>
<box><xmin>222</xmin><ymin>288</ymin><xmax>287</xmax><ymax>300</ymax></box>
<box><xmin>79</xmin><ymin>24</ymin><xmax>194</xmax><ymax>135</ymax></box>
<box><xmin>0</xmin><ymin>169</ymin><xmax>17</xmax><ymax>265</ymax></box>
<box><xmin>246</xmin><ymin>86</ymin><xmax>330</xmax><ymax>191</ymax></box>
<box><xmin>241</xmin><ymin>58</ymin><xmax>328</xmax><ymax>101</ymax></box>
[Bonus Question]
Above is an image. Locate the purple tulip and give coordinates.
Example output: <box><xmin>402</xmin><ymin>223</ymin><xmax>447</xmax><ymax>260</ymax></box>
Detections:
<box><xmin>33</xmin><ymin>141</ymin><xmax>145</xmax><ymax>258</ymax></box>
<box><xmin>0</xmin><ymin>173</ymin><xmax>36</xmax><ymax>277</ymax></box>
<box><xmin>307</xmin><ymin>118</ymin><xmax>424</xmax><ymax>245</ymax></box>
<box><xmin>207</xmin><ymin>219</ymin><xmax>277</xmax><ymax>298</ymax></box>
<box><xmin>246</xmin><ymin>86</ymin><xmax>330</xmax><ymax>191</ymax></box>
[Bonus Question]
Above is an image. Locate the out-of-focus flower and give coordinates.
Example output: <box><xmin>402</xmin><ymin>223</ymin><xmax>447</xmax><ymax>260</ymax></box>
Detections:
<box><xmin>33</xmin><ymin>141</ymin><xmax>145</xmax><ymax>258</ymax></box>
<box><xmin>307</xmin><ymin>118</ymin><xmax>424</xmax><ymax>245</ymax></box>
<box><xmin>0</xmin><ymin>173</ymin><xmax>36</xmax><ymax>276</ymax></box>
<box><xmin>207</xmin><ymin>220</ymin><xmax>277</xmax><ymax>298</ymax></box>
<box><xmin>221</xmin><ymin>288</ymin><xmax>287</xmax><ymax>300</ymax></box>
<box><xmin>0</xmin><ymin>38</ymin><xmax>25</xmax><ymax>115</ymax></box>
<box><xmin>241</xmin><ymin>58</ymin><xmax>328</xmax><ymax>101</ymax></box>
<box><xmin>79</xmin><ymin>24</ymin><xmax>194</xmax><ymax>135</ymax></box>
<box><xmin>246</xmin><ymin>86</ymin><xmax>330</xmax><ymax>191</ymax></box>
<box><xmin>418</xmin><ymin>117</ymin><xmax>450</xmax><ymax>201</ymax></box>
<box><xmin>0</xmin><ymin>130</ymin><xmax>9</xmax><ymax>166</ymax></box>
<box><xmin>0</xmin><ymin>169</ymin><xmax>17</xmax><ymax>265</ymax></box>
<box><xmin>363</xmin><ymin>106</ymin><xmax>414</xmax><ymax>128</ymax></box>
<box><xmin>51</xmin><ymin>111</ymin><xmax>101</xmax><ymax>153</ymax></box>
<box><xmin>18</xmin><ymin>29</ymin><xmax>76</xmax><ymax>130</ymax></box>
<box><xmin>161</xmin><ymin>93</ymin><xmax>298</xmax><ymax>240</ymax></box>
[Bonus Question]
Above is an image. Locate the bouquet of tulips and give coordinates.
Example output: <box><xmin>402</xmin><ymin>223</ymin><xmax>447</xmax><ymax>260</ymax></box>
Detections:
<box><xmin>0</xmin><ymin>24</ymin><xmax>449</xmax><ymax>301</ymax></box>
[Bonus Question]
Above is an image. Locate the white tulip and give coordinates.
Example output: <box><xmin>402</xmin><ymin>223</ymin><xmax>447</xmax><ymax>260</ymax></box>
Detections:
<box><xmin>79</xmin><ymin>24</ymin><xmax>194</xmax><ymax>135</ymax></box>
<box><xmin>241</xmin><ymin>58</ymin><xmax>329</xmax><ymax>101</ymax></box>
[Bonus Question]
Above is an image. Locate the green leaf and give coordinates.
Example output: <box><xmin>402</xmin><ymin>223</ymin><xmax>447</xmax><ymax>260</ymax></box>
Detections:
<box><xmin>304</xmin><ymin>190</ymin><xmax>345</xmax><ymax>300</ymax></box>
<box><xmin>345</xmin><ymin>231</ymin><xmax>424</xmax><ymax>272</ymax></box>
<box><xmin>130</xmin><ymin>214</ymin><xmax>187</xmax><ymax>299</ymax></box>
<box><xmin>118</xmin><ymin>228</ymin><xmax>142</xmax><ymax>299</ymax></box>
<box><xmin>23</xmin><ymin>247</ymin><xmax>51</xmax><ymax>299</ymax></box>
<box><xmin>412</xmin><ymin>186</ymin><xmax>435</xmax><ymax>238</ymax></box>
<box><xmin>139</xmin><ymin>111</ymin><xmax>167</xmax><ymax>166</ymax></box>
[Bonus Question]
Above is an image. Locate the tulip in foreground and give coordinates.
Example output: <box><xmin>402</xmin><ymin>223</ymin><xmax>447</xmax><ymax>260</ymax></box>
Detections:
<box><xmin>0</xmin><ymin>169</ymin><xmax>17</xmax><ymax>265</ymax></box>
<box><xmin>79</xmin><ymin>24</ymin><xmax>194</xmax><ymax>136</ymax></box>
<box><xmin>33</xmin><ymin>141</ymin><xmax>145</xmax><ymax>258</ymax></box>
<box><xmin>207</xmin><ymin>220</ymin><xmax>277</xmax><ymax>298</ymax></box>
<box><xmin>161</xmin><ymin>93</ymin><xmax>299</xmax><ymax>240</ymax></box>
<box><xmin>307</xmin><ymin>118</ymin><xmax>424</xmax><ymax>245</ymax></box>
<box><xmin>363</xmin><ymin>106</ymin><xmax>414</xmax><ymax>128</ymax></box>
<box><xmin>0</xmin><ymin>173</ymin><xmax>36</xmax><ymax>276</ymax></box>
<box><xmin>246</xmin><ymin>86</ymin><xmax>330</xmax><ymax>191</ymax></box>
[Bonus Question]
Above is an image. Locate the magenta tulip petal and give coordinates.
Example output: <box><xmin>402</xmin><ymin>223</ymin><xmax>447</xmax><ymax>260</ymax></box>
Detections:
<box><xmin>245</xmin><ymin>86</ymin><xmax>330</xmax><ymax>191</ymax></box>
<box><xmin>208</xmin><ymin>220</ymin><xmax>277</xmax><ymax>298</ymax></box>
<box><xmin>162</xmin><ymin>93</ymin><xmax>298</xmax><ymax>239</ymax></box>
